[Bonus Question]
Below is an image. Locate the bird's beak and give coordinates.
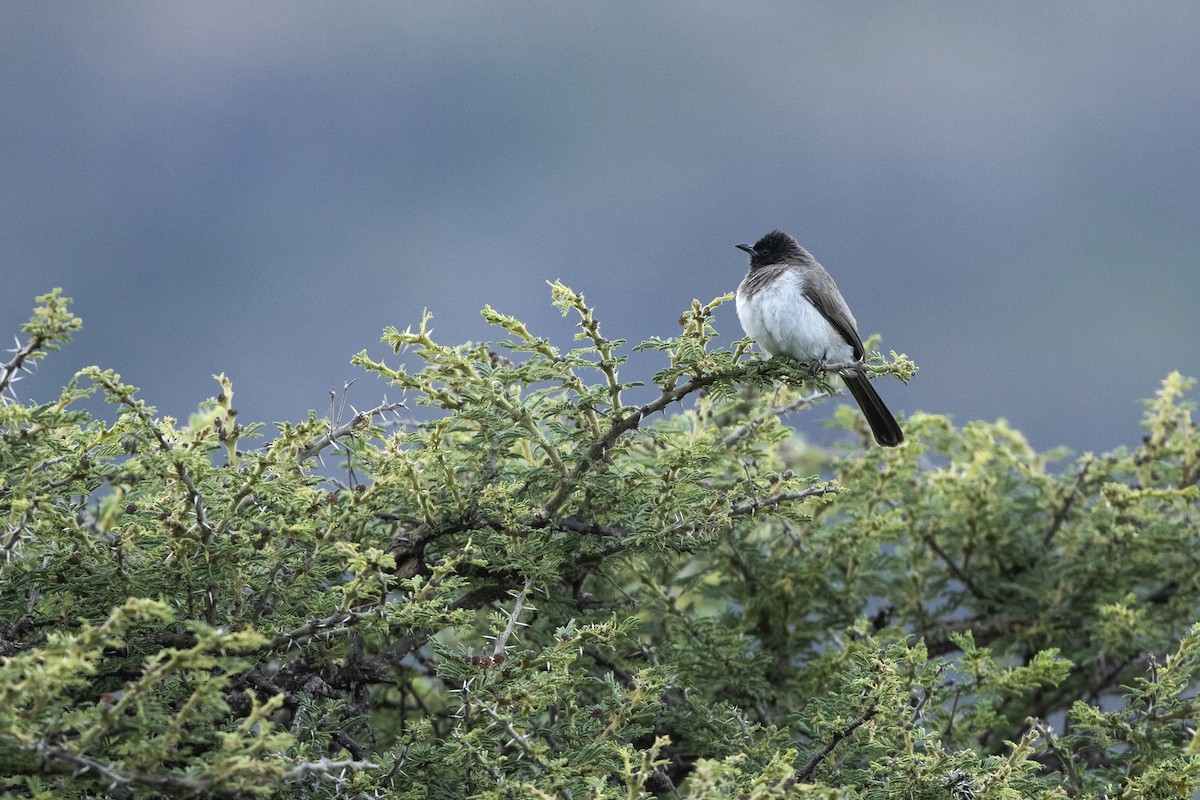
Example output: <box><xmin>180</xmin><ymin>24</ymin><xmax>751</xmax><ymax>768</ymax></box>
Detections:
<box><xmin>735</xmin><ymin>243</ymin><xmax>755</xmax><ymax>256</ymax></box>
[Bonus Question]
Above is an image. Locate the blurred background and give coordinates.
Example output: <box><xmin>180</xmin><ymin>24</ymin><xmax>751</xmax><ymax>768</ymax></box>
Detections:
<box><xmin>3</xmin><ymin>3</ymin><xmax>1198</xmax><ymax>455</ymax></box>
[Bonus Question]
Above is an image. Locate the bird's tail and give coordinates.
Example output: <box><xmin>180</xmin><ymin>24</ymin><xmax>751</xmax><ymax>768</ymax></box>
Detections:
<box><xmin>843</xmin><ymin>373</ymin><xmax>905</xmax><ymax>447</ymax></box>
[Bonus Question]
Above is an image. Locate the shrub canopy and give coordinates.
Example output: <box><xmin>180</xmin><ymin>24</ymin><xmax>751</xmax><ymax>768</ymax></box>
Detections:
<box><xmin>2</xmin><ymin>287</ymin><xmax>1199</xmax><ymax>799</ymax></box>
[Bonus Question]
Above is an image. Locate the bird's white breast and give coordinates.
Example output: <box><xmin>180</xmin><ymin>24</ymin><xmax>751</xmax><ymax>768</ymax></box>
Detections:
<box><xmin>736</xmin><ymin>269</ymin><xmax>854</xmax><ymax>363</ymax></box>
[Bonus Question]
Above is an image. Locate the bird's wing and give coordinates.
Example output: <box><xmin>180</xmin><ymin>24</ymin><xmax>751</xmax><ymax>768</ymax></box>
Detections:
<box><xmin>801</xmin><ymin>268</ymin><xmax>866</xmax><ymax>361</ymax></box>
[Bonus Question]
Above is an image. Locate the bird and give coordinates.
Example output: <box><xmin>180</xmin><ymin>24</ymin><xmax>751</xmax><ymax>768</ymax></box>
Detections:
<box><xmin>735</xmin><ymin>230</ymin><xmax>904</xmax><ymax>447</ymax></box>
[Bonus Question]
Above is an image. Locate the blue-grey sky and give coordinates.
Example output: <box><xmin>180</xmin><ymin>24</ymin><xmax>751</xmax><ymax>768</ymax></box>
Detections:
<box><xmin>4</xmin><ymin>4</ymin><xmax>1199</xmax><ymax>454</ymax></box>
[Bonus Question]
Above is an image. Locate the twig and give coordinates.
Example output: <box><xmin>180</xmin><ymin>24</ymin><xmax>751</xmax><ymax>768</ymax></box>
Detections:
<box><xmin>921</xmin><ymin>527</ymin><xmax>991</xmax><ymax>603</ymax></box>
<box><xmin>795</xmin><ymin>700</ymin><xmax>878</xmax><ymax>782</ymax></box>
<box><xmin>89</xmin><ymin>373</ymin><xmax>220</xmax><ymax>603</ymax></box>
<box><xmin>1029</xmin><ymin>717</ymin><xmax>1082</xmax><ymax>789</ymax></box>
<box><xmin>553</xmin><ymin>517</ymin><xmax>630</xmax><ymax>538</ymax></box>
<box><xmin>537</xmin><ymin>369</ymin><xmax>730</xmax><ymax>522</ymax></box>
<box><xmin>551</xmin><ymin>486</ymin><xmax>838</xmax><ymax>561</ymax></box>
<box><xmin>651</xmin><ymin>766</ymin><xmax>683</xmax><ymax>799</ymax></box>
<box><xmin>722</xmin><ymin>388</ymin><xmax>827</xmax><ymax>447</ymax></box>
<box><xmin>268</xmin><ymin>608</ymin><xmax>381</xmax><ymax>651</ymax></box>
<box><xmin>820</xmin><ymin>359</ymin><xmax>868</xmax><ymax>374</ymax></box>
<box><xmin>28</xmin><ymin>738</ymin><xmax>376</xmax><ymax>796</ymax></box>
<box><xmin>176</xmin><ymin>464</ymin><xmax>215</xmax><ymax>544</ymax></box>
<box><xmin>820</xmin><ymin>359</ymin><xmax>896</xmax><ymax>378</ymax></box>
<box><xmin>728</xmin><ymin>485</ymin><xmax>840</xmax><ymax>517</ymax></box>
<box><xmin>1044</xmin><ymin>461</ymin><xmax>1091</xmax><ymax>547</ymax></box>
<box><xmin>282</xmin><ymin>758</ymin><xmax>377</xmax><ymax>780</ymax></box>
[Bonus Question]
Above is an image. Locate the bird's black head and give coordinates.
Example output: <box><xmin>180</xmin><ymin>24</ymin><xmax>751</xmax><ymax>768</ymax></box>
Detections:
<box><xmin>735</xmin><ymin>230</ymin><xmax>807</xmax><ymax>268</ymax></box>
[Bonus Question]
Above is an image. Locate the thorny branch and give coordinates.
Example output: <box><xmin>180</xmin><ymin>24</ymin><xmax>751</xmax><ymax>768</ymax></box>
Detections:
<box><xmin>295</xmin><ymin>399</ymin><xmax>409</xmax><ymax>463</ymax></box>
<box><xmin>25</xmin><ymin>738</ymin><xmax>374</xmax><ymax>799</ymax></box>
<box><xmin>0</xmin><ymin>334</ymin><xmax>45</xmax><ymax>399</ymax></box>
<box><xmin>479</xmin><ymin>704</ymin><xmax>546</xmax><ymax>766</ymax></box>
<box><xmin>492</xmin><ymin>578</ymin><xmax>533</xmax><ymax>657</ymax></box>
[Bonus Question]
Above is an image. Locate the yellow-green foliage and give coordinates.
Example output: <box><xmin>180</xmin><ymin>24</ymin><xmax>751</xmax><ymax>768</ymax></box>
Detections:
<box><xmin>1</xmin><ymin>288</ymin><xmax>1198</xmax><ymax>799</ymax></box>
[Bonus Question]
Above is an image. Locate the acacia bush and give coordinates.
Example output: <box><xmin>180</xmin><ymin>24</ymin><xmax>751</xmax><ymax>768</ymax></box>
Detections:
<box><xmin>1</xmin><ymin>287</ymin><xmax>1199</xmax><ymax>799</ymax></box>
